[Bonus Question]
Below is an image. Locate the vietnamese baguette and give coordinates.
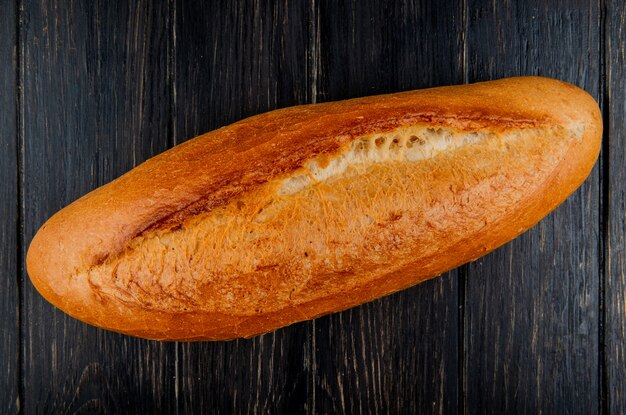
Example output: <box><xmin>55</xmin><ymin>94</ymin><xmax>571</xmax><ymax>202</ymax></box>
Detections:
<box><xmin>26</xmin><ymin>77</ymin><xmax>602</xmax><ymax>341</ymax></box>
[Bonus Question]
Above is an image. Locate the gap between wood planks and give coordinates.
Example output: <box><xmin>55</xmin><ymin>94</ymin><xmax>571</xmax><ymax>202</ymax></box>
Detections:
<box><xmin>599</xmin><ymin>0</ymin><xmax>609</xmax><ymax>411</ymax></box>
<box><xmin>16</xmin><ymin>0</ymin><xmax>25</xmax><ymax>412</ymax></box>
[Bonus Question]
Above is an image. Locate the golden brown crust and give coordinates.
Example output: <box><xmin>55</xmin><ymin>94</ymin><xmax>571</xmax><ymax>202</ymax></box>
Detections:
<box><xmin>26</xmin><ymin>77</ymin><xmax>602</xmax><ymax>341</ymax></box>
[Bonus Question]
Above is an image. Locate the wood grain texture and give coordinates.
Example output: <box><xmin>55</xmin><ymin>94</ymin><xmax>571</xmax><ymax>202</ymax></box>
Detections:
<box><xmin>464</xmin><ymin>0</ymin><xmax>601</xmax><ymax>413</ymax></box>
<box><xmin>22</xmin><ymin>1</ymin><xmax>176</xmax><ymax>413</ymax></box>
<box><xmin>606</xmin><ymin>0</ymin><xmax>626</xmax><ymax>412</ymax></box>
<box><xmin>312</xmin><ymin>1</ymin><xmax>462</xmax><ymax>412</ymax></box>
<box><xmin>174</xmin><ymin>1</ymin><xmax>313</xmax><ymax>413</ymax></box>
<box><xmin>0</xmin><ymin>0</ymin><xmax>19</xmax><ymax>413</ymax></box>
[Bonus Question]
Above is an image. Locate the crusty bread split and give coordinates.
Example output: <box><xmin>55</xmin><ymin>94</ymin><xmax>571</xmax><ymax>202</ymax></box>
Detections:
<box><xmin>27</xmin><ymin>77</ymin><xmax>602</xmax><ymax>341</ymax></box>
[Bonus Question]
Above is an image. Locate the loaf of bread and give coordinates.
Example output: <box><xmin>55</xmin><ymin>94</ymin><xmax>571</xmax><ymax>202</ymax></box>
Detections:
<box><xmin>26</xmin><ymin>77</ymin><xmax>602</xmax><ymax>341</ymax></box>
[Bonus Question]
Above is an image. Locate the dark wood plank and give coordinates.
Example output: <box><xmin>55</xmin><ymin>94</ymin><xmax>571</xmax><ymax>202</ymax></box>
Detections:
<box><xmin>1</xmin><ymin>0</ymin><xmax>19</xmax><ymax>412</ymax></box>
<box><xmin>22</xmin><ymin>1</ymin><xmax>176</xmax><ymax>413</ymax></box>
<box><xmin>606</xmin><ymin>0</ymin><xmax>626</xmax><ymax>412</ymax></box>
<box><xmin>464</xmin><ymin>1</ymin><xmax>601</xmax><ymax>413</ymax></box>
<box><xmin>174</xmin><ymin>0</ymin><xmax>312</xmax><ymax>142</ymax></box>
<box><xmin>174</xmin><ymin>1</ymin><xmax>313</xmax><ymax>413</ymax></box>
<box><xmin>312</xmin><ymin>1</ymin><xmax>463</xmax><ymax>413</ymax></box>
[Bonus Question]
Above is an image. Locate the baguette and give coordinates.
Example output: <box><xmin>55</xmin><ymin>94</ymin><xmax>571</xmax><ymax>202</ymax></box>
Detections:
<box><xmin>26</xmin><ymin>77</ymin><xmax>602</xmax><ymax>341</ymax></box>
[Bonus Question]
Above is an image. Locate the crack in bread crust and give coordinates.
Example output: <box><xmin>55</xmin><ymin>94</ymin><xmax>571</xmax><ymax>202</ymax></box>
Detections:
<box><xmin>82</xmin><ymin>124</ymin><xmax>576</xmax><ymax>315</ymax></box>
<box><xmin>134</xmin><ymin>117</ymin><xmax>550</xmax><ymax>238</ymax></box>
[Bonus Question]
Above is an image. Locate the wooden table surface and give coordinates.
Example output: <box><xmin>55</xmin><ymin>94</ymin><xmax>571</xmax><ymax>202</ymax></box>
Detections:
<box><xmin>1</xmin><ymin>0</ymin><xmax>624</xmax><ymax>413</ymax></box>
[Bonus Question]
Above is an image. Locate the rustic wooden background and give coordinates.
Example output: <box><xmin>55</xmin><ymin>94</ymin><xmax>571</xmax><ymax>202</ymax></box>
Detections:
<box><xmin>1</xmin><ymin>0</ymin><xmax>624</xmax><ymax>413</ymax></box>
